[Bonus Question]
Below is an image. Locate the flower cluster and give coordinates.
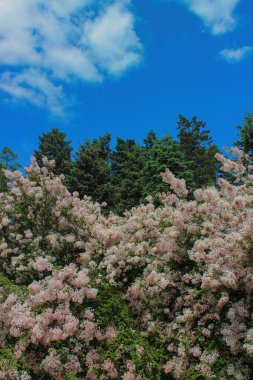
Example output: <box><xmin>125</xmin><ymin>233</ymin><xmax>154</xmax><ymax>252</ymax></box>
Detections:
<box><xmin>0</xmin><ymin>159</ymin><xmax>116</xmax><ymax>379</ymax></box>
<box><xmin>1</xmin><ymin>149</ymin><xmax>253</xmax><ymax>379</ymax></box>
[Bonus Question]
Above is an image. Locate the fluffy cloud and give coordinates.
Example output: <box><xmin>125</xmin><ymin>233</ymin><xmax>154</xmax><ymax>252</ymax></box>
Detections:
<box><xmin>184</xmin><ymin>0</ymin><xmax>240</xmax><ymax>34</ymax></box>
<box><xmin>220</xmin><ymin>46</ymin><xmax>253</xmax><ymax>63</ymax></box>
<box><xmin>0</xmin><ymin>70</ymin><xmax>66</xmax><ymax>115</ymax></box>
<box><xmin>0</xmin><ymin>0</ymin><xmax>142</xmax><ymax>115</ymax></box>
<box><xmin>83</xmin><ymin>3</ymin><xmax>141</xmax><ymax>75</ymax></box>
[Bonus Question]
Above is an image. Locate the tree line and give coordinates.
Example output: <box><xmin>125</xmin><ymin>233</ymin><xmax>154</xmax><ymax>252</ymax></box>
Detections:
<box><xmin>1</xmin><ymin>113</ymin><xmax>253</xmax><ymax>214</ymax></box>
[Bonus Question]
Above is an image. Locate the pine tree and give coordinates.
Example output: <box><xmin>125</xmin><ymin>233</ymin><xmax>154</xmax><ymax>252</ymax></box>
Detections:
<box><xmin>69</xmin><ymin>134</ymin><xmax>111</xmax><ymax>207</ymax></box>
<box><xmin>0</xmin><ymin>147</ymin><xmax>21</xmax><ymax>192</ymax></box>
<box><xmin>110</xmin><ymin>138</ymin><xmax>146</xmax><ymax>215</ymax></box>
<box><xmin>144</xmin><ymin>130</ymin><xmax>157</xmax><ymax>150</ymax></box>
<box><xmin>235</xmin><ymin>113</ymin><xmax>253</xmax><ymax>160</ymax></box>
<box><xmin>177</xmin><ymin>115</ymin><xmax>219</xmax><ymax>188</ymax></box>
<box><xmin>142</xmin><ymin>135</ymin><xmax>195</xmax><ymax>201</ymax></box>
<box><xmin>34</xmin><ymin>128</ymin><xmax>73</xmax><ymax>177</ymax></box>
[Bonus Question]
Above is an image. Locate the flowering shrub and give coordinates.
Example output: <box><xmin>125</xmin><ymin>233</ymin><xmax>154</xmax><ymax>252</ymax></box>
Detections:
<box><xmin>1</xmin><ymin>149</ymin><xmax>253</xmax><ymax>379</ymax></box>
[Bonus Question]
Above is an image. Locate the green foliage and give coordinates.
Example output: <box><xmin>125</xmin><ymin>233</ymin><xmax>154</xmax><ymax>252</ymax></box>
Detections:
<box><xmin>177</xmin><ymin>115</ymin><xmax>219</xmax><ymax>188</ymax></box>
<box><xmin>0</xmin><ymin>272</ymin><xmax>28</xmax><ymax>300</ymax></box>
<box><xmin>34</xmin><ymin>128</ymin><xmax>73</xmax><ymax>177</ymax></box>
<box><xmin>142</xmin><ymin>134</ymin><xmax>195</xmax><ymax>201</ymax></box>
<box><xmin>69</xmin><ymin>134</ymin><xmax>111</xmax><ymax>208</ymax></box>
<box><xmin>93</xmin><ymin>282</ymin><xmax>135</xmax><ymax>328</ymax></box>
<box><xmin>0</xmin><ymin>347</ymin><xmax>31</xmax><ymax>375</ymax></box>
<box><xmin>210</xmin><ymin>357</ymin><xmax>236</xmax><ymax>380</ymax></box>
<box><xmin>110</xmin><ymin>138</ymin><xmax>146</xmax><ymax>214</ymax></box>
<box><xmin>67</xmin><ymin>375</ymin><xmax>79</xmax><ymax>380</ymax></box>
<box><xmin>0</xmin><ymin>170</ymin><xmax>5</xmax><ymax>192</ymax></box>
<box><xmin>183</xmin><ymin>369</ymin><xmax>205</xmax><ymax>380</ymax></box>
<box><xmin>143</xmin><ymin>130</ymin><xmax>157</xmax><ymax>150</ymax></box>
<box><xmin>0</xmin><ymin>147</ymin><xmax>21</xmax><ymax>171</ymax></box>
<box><xmin>0</xmin><ymin>146</ymin><xmax>21</xmax><ymax>192</ymax></box>
<box><xmin>31</xmin><ymin>120</ymin><xmax>221</xmax><ymax>214</ymax></box>
<box><xmin>234</xmin><ymin>113</ymin><xmax>253</xmax><ymax>159</ymax></box>
<box><xmin>93</xmin><ymin>282</ymin><xmax>168</xmax><ymax>379</ymax></box>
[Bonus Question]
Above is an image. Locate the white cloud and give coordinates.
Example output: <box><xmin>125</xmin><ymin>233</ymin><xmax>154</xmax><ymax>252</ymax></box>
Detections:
<box><xmin>0</xmin><ymin>69</ymin><xmax>66</xmax><ymax>115</ymax></box>
<box><xmin>220</xmin><ymin>46</ymin><xmax>253</xmax><ymax>63</ymax></box>
<box><xmin>0</xmin><ymin>0</ymin><xmax>142</xmax><ymax>115</ymax></box>
<box><xmin>184</xmin><ymin>0</ymin><xmax>240</xmax><ymax>34</ymax></box>
<box><xmin>83</xmin><ymin>2</ymin><xmax>142</xmax><ymax>75</ymax></box>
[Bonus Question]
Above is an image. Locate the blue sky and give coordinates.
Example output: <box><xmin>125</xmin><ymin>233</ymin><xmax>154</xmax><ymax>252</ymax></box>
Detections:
<box><xmin>0</xmin><ymin>0</ymin><xmax>252</xmax><ymax>166</ymax></box>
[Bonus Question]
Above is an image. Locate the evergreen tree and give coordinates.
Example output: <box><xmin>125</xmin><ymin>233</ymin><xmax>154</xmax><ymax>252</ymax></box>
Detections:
<box><xmin>111</xmin><ymin>138</ymin><xmax>146</xmax><ymax>215</ymax></box>
<box><xmin>235</xmin><ymin>113</ymin><xmax>253</xmax><ymax>160</ymax></box>
<box><xmin>0</xmin><ymin>147</ymin><xmax>21</xmax><ymax>192</ymax></box>
<box><xmin>177</xmin><ymin>115</ymin><xmax>219</xmax><ymax>188</ymax></box>
<box><xmin>142</xmin><ymin>135</ymin><xmax>195</xmax><ymax>201</ymax></box>
<box><xmin>34</xmin><ymin>128</ymin><xmax>72</xmax><ymax>177</ymax></box>
<box><xmin>143</xmin><ymin>130</ymin><xmax>157</xmax><ymax>150</ymax></box>
<box><xmin>69</xmin><ymin>134</ymin><xmax>111</xmax><ymax>207</ymax></box>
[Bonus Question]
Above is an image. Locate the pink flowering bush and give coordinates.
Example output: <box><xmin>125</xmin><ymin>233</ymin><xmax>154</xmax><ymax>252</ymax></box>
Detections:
<box><xmin>1</xmin><ymin>149</ymin><xmax>253</xmax><ymax>379</ymax></box>
<box><xmin>0</xmin><ymin>158</ymin><xmax>117</xmax><ymax>380</ymax></box>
